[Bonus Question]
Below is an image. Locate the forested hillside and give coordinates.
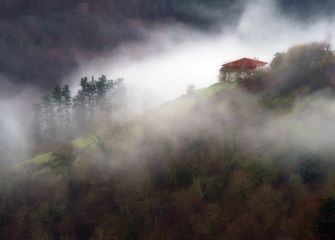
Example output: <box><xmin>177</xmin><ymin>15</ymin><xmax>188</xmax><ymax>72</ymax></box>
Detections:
<box><xmin>0</xmin><ymin>42</ymin><xmax>335</xmax><ymax>239</ymax></box>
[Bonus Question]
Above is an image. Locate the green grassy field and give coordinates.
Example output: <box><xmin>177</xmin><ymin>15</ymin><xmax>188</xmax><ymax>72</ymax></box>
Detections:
<box><xmin>32</xmin><ymin>152</ymin><xmax>55</xmax><ymax>165</ymax></box>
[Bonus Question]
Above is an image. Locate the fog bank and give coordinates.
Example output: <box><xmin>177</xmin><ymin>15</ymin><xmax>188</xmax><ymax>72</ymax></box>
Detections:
<box><xmin>68</xmin><ymin>0</ymin><xmax>335</xmax><ymax>112</ymax></box>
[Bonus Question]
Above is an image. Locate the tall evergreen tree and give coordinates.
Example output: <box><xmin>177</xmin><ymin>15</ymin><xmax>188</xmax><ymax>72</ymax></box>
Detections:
<box><xmin>62</xmin><ymin>85</ymin><xmax>72</xmax><ymax>130</ymax></box>
<box><xmin>96</xmin><ymin>75</ymin><xmax>109</xmax><ymax>111</ymax></box>
<box><xmin>87</xmin><ymin>77</ymin><xmax>97</xmax><ymax>115</ymax></box>
<box><xmin>73</xmin><ymin>89</ymin><xmax>88</xmax><ymax>131</ymax></box>
<box><xmin>32</xmin><ymin>103</ymin><xmax>43</xmax><ymax>143</ymax></box>
<box><xmin>41</xmin><ymin>94</ymin><xmax>56</xmax><ymax>140</ymax></box>
<box><xmin>34</xmin><ymin>75</ymin><xmax>126</xmax><ymax>138</ymax></box>
<box><xmin>52</xmin><ymin>84</ymin><xmax>63</xmax><ymax>125</ymax></box>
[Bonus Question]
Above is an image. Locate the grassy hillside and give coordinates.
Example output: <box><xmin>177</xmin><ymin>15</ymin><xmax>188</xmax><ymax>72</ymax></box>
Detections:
<box><xmin>23</xmin><ymin>81</ymin><xmax>234</xmax><ymax>175</ymax></box>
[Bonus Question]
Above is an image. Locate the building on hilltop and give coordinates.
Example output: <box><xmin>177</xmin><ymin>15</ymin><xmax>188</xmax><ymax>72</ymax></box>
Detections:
<box><xmin>219</xmin><ymin>58</ymin><xmax>267</xmax><ymax>82</ymax></box>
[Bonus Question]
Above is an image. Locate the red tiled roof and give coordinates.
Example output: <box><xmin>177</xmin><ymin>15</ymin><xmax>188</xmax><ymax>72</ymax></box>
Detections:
<box><xmin>222</xmin><ymin>58</ymin><xmax>267</xmax><ymax>70</ymax></box>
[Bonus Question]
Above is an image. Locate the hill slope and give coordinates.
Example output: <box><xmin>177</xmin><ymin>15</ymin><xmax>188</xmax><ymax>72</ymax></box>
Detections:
<box><xmin>5</xmin><ymin>42</ymin><xmax>335</xmax><ymax>239</ymax></box>
<box><xmin>21</xmin><ymin>81</ymin><xmax>235</xmax><ymax>175</ymax></box>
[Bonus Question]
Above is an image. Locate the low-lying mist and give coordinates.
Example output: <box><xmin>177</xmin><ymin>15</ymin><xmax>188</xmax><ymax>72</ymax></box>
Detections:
<box><xmin>135</xmin><ymin>88</ymin><xmax>335</xmax><ymax>166</ymax></box>
<box><xmin>0</xmin><ymin>91</ymin><xmax>36</xmax><ymax>164</ymax></box>
<box><xmin>68</xmin><ymin>0</ymin><xmax>335</xmax><ymax>112</ymax></box>
<box><xmin>3</xmin><ymin>1</ymin><xmax>335</xmax><ymax>239</ymax></box>
<box><xmin>1</xmin><ymin>0</ymin><xmax>335</xmax><ymax>165</ymax></box>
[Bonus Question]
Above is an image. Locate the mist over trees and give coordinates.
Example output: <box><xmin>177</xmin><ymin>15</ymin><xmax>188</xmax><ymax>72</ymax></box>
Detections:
<box><xmin>32</xmin><ymin>75</ymin><xmax>126</xmax><ymax>143</ymax></box>
<box><xmin>242</xmin><ymin>42</ymin><xmax>335</xmax><ymax>105</ymax></box>
<box><xmin>0</xmin><ymin>42</ymin><xmax>332</xmax><ymax>239</ymax></box>
<box><xmin>1</xmin><ymin>0</ymin><xmax>335</xmax><ymax>237</ymax></box>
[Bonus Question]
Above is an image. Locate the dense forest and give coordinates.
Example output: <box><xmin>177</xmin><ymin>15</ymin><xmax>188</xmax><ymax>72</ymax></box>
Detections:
<box><xmin>0</xmin><ymin>42</ymin><xmax>335</xmax><ymax>239</ymax></box>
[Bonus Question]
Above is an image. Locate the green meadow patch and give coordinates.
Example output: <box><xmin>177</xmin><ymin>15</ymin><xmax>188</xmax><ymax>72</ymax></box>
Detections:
<box><xmin>31</xmin><ymin>152</ymin><xmax>55</xmax><ymax>165</ymax></box>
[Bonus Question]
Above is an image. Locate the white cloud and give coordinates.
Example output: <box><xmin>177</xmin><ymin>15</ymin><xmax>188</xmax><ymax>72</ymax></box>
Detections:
<box><xmin>68</xmin><ymin>0</ymin><xmax>335</xmax><ymax>113</ymax></box>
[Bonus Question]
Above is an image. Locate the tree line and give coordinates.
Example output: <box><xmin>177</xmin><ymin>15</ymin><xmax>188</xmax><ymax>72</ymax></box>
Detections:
<box><xmin>32</xmin><ymin>75</ymin><xmax>126</xmax><ymax>143</ymax></box>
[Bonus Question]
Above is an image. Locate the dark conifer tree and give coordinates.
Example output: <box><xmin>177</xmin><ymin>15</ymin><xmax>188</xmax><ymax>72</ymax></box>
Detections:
<box><xmin>73</xmin><ymin>89</ymin><xmax>87</xmax><ymax>131</ymax></box>
<box><xmin>62</xmin><ymin>85</ymin><xmax>72</xmax><ymax>130</ymax></box>
<box><xmin>41</xmin><ymin>94</ymin><xmax>56</xmax><ymax>140</ymax></box>
<box><xmin>52</xmin><ymin>84</ymin><xmax>63</xmax><ymax>125</ymax></box>
<box><xmin>87</xmin><ymin>77</ymin><xmax>97</xmax><ymax>116</ymax></box>
<box><xmin>32</xmin><ymin>103</ymin><xmax>43</xmax><ymax>143</ymax></box>
<box><xmin>96</xmin><ymin>75</ymin><xmax>109</xmax><ymax>111</ymax></box>
<box><xmin>35</xmin><ymin>75</ymin><xmax>126</xmax><ymax>137</ymax></box>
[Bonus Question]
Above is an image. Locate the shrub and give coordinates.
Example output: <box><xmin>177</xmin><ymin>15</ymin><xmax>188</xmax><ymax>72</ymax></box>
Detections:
<box><xmin>297</xmin><ymin>153</ymin><xmax>324</xmax><ymax>184</ymax></box>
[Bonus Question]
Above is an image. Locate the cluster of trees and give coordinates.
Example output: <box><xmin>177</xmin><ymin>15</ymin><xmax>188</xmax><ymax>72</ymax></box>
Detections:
<box><xmin>3</xmin><ymin>112</ymin><xmax>335</xmax><ymax>239</ymax></box>
<box><xmin>242</xmin><ymin>42</ymin><xmax>335</xmax><ymax>102</ymax></box>
<box><xmin>32</xmin><ymin>75</ymin><xmax>125</xmax><ymax>143</ymax></box>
